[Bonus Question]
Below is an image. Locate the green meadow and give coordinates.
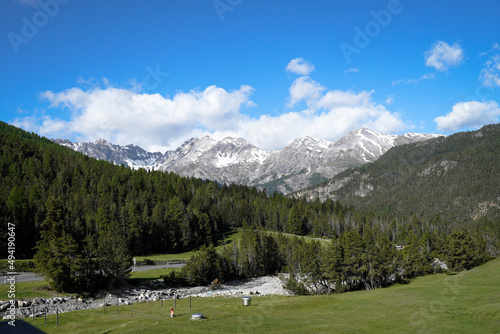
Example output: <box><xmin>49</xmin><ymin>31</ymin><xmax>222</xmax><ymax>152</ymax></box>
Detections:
<box><xmin>14</xmin><ymin>256</ymin><xmax>500</xmax><ymax>333</ymax></box>
<box><xmin>134</xmin><ymin>229</ymin><xmax>243</xmax><ymax>263</ymax></box>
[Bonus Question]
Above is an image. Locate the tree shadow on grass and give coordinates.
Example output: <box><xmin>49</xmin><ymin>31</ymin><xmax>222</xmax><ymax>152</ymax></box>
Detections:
<box><xmin>0</xmin><ymin>320</ymin><xmax>46</xmax><ymax>334</ymax></box>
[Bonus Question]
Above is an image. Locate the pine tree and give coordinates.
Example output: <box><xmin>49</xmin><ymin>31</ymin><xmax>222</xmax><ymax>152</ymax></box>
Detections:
<box><xmin>322</xmin><ymin>237</ymin><xmax>344</xmax><ymax>293</ymax></box>
<box><xmin>97</xmin><ymin>221</ymin><xmax>133</xmax><ymax>281</ymax></box>
<box><xmin>34</xmin><ymin>197</ymin><xmax>86</xmax><ymax>292</ymax></box>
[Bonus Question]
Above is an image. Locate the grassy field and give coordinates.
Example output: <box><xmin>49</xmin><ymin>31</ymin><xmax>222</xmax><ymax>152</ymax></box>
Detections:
<box><xmin>134</xmin><ymin>229</ymin><xmax>243</xmax><ymax>263</ymax></box>
<box><xmin>129</xmin><ymin>268</ymin><xmax>180</xmax><ymax>282</ymax></box>
<box><xmin>134</xmin><ymin>251</ymin><xmax>197</xmax><ymax>263</ymax></box>
<box><xmin>0</xmin><ymin>280</ymin><xmax>75</xmax><ymax>300</ymax></box>
<box><xmin>258</xmin><ymin>229</ymin><xmax>332</xmax><ymax>246</ymax></box>
<box><xmin>14</xmin><ymin>256</ymin><xmax>500</xmax><ymax>333</ymax></box>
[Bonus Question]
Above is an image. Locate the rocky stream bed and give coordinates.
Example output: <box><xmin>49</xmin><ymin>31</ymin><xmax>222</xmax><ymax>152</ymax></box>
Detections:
<box><xmin>1</xmin><ymin>275</ymin><xmax>291</xmax><ymax>319</ymax></box>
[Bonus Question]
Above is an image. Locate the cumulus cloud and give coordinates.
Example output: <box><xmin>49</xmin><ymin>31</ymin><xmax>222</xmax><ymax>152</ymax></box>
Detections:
<box><xmin>210</xmin><ymin>101</ymin><xmax>405</xmax><ymax>151</ymax></box>
<box><xmin>289</xmin><ymin>76</ymin><xmax>325</xmax><ymax>106</ymax></box>
<box><xmin>286</xmin><ymin>58</ymin><xmax>315</xmax><ymax>76</ymax></box>
<box><xmin>13</xmin><ymin>60</ymin><xmax>408</xmax><ymax>151</ymax></box>
<box><xmin>425</xmin><ymin>41</ymin><xmax>464</xmax><ymax>71</ymax></box>
<box><xmin>434</xmin><ymin>100</ymin><xmax>500</xmax><ymax>132</ymax></box>
<box><xmin>13</xmin><ymin>84</ymin><xmax>255</xmax><ymax>152</ymax></box>
<box><xmin>277</xmin><ymin>75</ymin><xmax>405</xmax><ymax>147</ymax></box>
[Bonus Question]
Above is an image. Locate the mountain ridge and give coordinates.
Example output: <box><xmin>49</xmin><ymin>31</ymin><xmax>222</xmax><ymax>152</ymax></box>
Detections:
<box><xmin>55</xmin><ymin>128</ymin><xmax>443</xmax><ymax>194</ymax></box>
<box><xmin>294</xmin><ymin>123</ymin><xmax>500</xmax><ymax>223</ymax></box>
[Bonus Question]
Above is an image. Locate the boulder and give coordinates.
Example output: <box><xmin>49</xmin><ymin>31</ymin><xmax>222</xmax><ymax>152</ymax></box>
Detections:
<box><xmin>432</xmin><ymin>258</ymin><xmax>448</xmax><ymax>271</ymax></box>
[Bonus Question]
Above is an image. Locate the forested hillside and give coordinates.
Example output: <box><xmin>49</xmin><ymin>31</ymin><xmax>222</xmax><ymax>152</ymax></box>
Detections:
<box><xmin>297</xmin><ymin>123</ymin><xmax>500</xmax><ymax>224</ymax></box>
<box><xmin>1</xmin><ymin>121</ymin><xmax>498</xmax><ymax>293</ymax></box>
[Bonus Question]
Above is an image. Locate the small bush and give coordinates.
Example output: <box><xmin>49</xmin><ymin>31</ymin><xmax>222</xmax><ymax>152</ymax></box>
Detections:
<box><xmin>163</xmin><ymin>270</ymin><xmax>185</xmax><ymax>288</ymax></box>
<box><xmin>143</xmin><ymin>259</ymin><xmax>155</xmax><ymax>265</ymax></box>
<box><xmin>211</xmin><ymin>278</ymin><xmax>221</xmax><ymax>290</ymax></box>
<box><xmin>283</xmin><ymin>276</ymin><xmax>310</xmax><ymax>295</ymax></box>
<box><xmin>0</xmin><ymin>260</ymin><xmax>36</xmax><ymax>272</ymax></box>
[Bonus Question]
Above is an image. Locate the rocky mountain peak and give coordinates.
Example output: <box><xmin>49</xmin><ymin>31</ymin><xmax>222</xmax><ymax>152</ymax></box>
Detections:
<box><xmin>95</xmin><ymin>138</ymin><xmax>111</xmax><ymax>146</ymax></box>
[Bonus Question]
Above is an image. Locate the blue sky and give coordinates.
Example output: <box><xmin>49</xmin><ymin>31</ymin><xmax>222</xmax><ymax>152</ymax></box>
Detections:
<box><xmin>2</xmin><ymin>0</ymin><xmax>500</xmax><ymax>152</ymax></box>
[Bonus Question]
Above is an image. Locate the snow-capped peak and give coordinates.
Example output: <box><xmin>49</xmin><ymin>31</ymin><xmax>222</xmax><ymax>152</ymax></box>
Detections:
<box><xmin>290</xmin><ymin>136</ymin><xmax>334</xmax><ymax>150</ymax></box>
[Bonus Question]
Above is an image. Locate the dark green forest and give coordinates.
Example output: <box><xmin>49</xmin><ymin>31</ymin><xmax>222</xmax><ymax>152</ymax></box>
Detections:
<box><xmin>1</xmin><ymin>121</ymin><xmax>498</xmax><ymax>293</ymax></box>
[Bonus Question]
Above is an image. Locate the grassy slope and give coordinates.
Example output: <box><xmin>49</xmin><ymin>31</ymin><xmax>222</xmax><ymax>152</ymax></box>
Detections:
<box><xmin>18</xmin><ymin>257</ymin><xmax>500</xmax><ymax>333</ymax></box>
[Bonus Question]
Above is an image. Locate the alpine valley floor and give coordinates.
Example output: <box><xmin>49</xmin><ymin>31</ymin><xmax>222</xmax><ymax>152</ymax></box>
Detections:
<box><xmin>10</xmin><ymin>256</ymin><xmax>500</xmax><ymax>334</ymax></box>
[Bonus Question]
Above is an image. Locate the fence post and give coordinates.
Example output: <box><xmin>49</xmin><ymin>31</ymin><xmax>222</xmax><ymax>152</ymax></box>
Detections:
<box><xmin>56</xmin><ymin>309</ymin><xmax>59</xmax><ymax>327</ymax></box>
<box><xmin>174</xmin><ymin>294</ymin><xmax>176</xmax><ymax>308</ymax></box>
<box><xmin>44</xmin><ymin>308</ymin><xmax>47</xmax><ymax>325</ymax></box>
<box><xmin>189</xmin><ymin>296</ymin><xmax>191</xmax><ymax>310</ymax></box>
<box><xmin>32</xmin><ymin>305</ymin><xmax>35</xmax><ymax>320</ymax></box>
<box><xmin>161</xmin><ymin>298</ymin><xmax>163</xmax><ymax>307</ymax></box>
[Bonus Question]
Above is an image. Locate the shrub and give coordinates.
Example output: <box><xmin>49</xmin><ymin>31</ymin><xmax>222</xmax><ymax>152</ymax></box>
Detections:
<box><xmin>283</xmin><ymin>276</ymin><xmax>310</xmax><ymax>295</ymax></box>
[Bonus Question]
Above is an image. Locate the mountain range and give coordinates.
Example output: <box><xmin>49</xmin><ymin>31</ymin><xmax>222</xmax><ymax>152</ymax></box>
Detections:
<box><xmin>295</xmin><ymin>123</ymin><xmax>500</xmax><ymax>223</ymax></box>
<box><xmin>55</xmin><ymin>128</ymin><xmax>442</xmax><ymax>194</ymax></box>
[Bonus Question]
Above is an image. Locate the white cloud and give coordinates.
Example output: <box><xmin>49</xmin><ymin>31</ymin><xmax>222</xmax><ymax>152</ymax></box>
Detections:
<box><xmin>434</xmin><ymin>100</ymin><xmax>500</xmax><ymax>132</ymax></box>
<box><xmin>344</xmin><ymin>68</ymin><xmax>360</xmax><ymax>74</ymax></box>
<box><xmin>13</xmin><ymin>84</ymin><xmax>255</xmax><ymax>152</ymax></box>
<box><xmin>286</xmin><ymin>58</ymin><xmax>315</xmax><ymax>76</ymax></box>
<box><xmin>392</xmin><ymin>73</ymin><xmax>435</xmax><ymax>86</ymax></box>
<box><xmin>479</xmin><ymin>43</ymin><xmax>500</xmax><ymax>58</ymax></box>
<box><xmin>210</xmin><ymin>101</ymin><xmax>405</xmax><ymax>151</ymax></box>
<box><xmin>385</xmin><ymin>95</ymin><xmax>394</xmax><ymax>105</ymax></box>
<box><xmin>425</xmin><ymin>41</ymin><xmax>464</xmax><ymax>71</ymax></box>
<box><xmin>278</xmin><ymin>76</ymin><xmax>406</xmax><ymax>147</ymax></box>
<box><xmin>480</xmin><ymin>54</ymin><xmax>500</xmax><ymax>88</ymax></box>
<box><xmin>13</xmin><ymin>62</ymin><xmax>408</xmax><ymax>151</ymax></box>
<box><xmin>289</xmin><ymin>76</ymin><xmax>325</xmax><ymax>106</ymax></box>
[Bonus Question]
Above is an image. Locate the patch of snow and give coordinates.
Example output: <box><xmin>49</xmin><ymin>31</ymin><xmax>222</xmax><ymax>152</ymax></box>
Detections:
<box><xmin>215</xmin><ymin>153</ymin><xmax>239</xmax><ymax>168</ymax></box>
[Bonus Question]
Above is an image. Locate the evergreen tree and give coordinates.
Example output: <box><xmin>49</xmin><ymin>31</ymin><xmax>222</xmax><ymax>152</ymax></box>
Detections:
<box><xmin>322</xmin><ymin>237</ymin><xmax>344</xmax><ymax>293</ymax></box>
<box><xmin>97</xmin><ymin>221</ymin><xmax>133</xmax><ymax>281</ymax></box>
<box><xmin>34</xmin><ymin>197</ymin><xmax>87</xmax><ymax>292</ymax></box>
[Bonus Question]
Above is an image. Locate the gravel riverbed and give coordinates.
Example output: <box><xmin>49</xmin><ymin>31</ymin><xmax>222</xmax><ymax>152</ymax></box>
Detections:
<box><xmin>1</xmin><ymin>275</ymin><xmax>291</xmax><ymax>319</ymax></box>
